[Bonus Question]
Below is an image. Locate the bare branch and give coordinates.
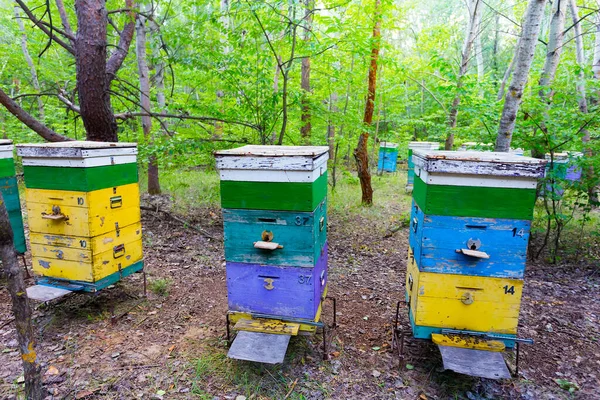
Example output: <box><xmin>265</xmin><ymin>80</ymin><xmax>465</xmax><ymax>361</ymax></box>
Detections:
<box><xmin>14</xmin><ymin>0</ymin><xmax>75</xmax><ymax>55</ymax></box>
<box><xmin>54</xmin><ymin>0</ymin><xmax>74</xmax><ymax>41</ymax></box>
<box><xmin>406</xmin><ymin>76</ymin><xmax>448</xmax><ymax>114</ymax></box>
<box><xmin>37</xmin><ymin>19</ymin><xmax>75</xmax><ymax>41</ymax></box>
<box><xmin>0</xmin><ymin>87</ymin><xmax>72</xmax><ymax>142</ymax></box>
<box><xmin>106</xmin><ymin>0</ymin><xmax>136</xmax><ymax>81</ymax></box>
<box><xmin>115</xmin><ymin>111</ymin><xmax>261</xmax><ymax>130</ymax></box>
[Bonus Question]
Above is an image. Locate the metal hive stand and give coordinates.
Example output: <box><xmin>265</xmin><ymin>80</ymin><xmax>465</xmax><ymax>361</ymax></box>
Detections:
<box><xmin>226</xmin><ymin>296</ymin><xmax>337</xmax><ymax>364</ymax></box>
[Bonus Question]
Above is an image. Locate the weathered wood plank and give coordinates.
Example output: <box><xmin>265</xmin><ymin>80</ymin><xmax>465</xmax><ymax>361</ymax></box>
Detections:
<box><xmin>220</xmin><ymin>172</ymin><xmax>327</xmax><ymax>212</ymax></box>
<box><xmin>215</xmin><ymin>145</ymin><xmax>329</xmax><ymax>157</ymax></box>
<box><xmin>216</xmin><ymin>152</ymin><xmax>329</xmax><ymax>172</ymax></box>
<box><xmin>413</xmin><ymin>175</ymin><xmax>537</xmax><ymax>220</ymax></box>
<box><xmin>17</xmin><ymin>141</ymin><xmax>137</xmax><ymax>158</ymax></box>
<box><xmin>413</xmin><ymin>150</ymin><xmax>547</xmax><ymax>178</ymax></box>
<box><xmin>23</xmin><ymin>163</ymin><xmax>138</xmax><ymax>191</ymax></box>
<box><xmin>438</xmin><ymin>346</ymin><xmax>511</xmax><ymax>379</ymax></box>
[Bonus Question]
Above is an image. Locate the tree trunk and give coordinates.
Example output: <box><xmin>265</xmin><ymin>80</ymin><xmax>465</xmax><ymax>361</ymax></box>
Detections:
<box><xmin>474</xmin><ymin>3</ymin><xmax>484</xmax><ymax>97</ymax></box>
<box><xmin>300</xmin><ymin>0</ymin><xmax>313</xmax><ymax>143</ymax></box>
<box><xmin>0</xmin><ymin>194</ymin><xmax>44</xmax><ymax>399</ymax></box>
<box><xmin>538</xmin><ymin>0</ymin><xmax>567</xmax><ymax>101</ymax></box>
<box><xmin>327</xmin><ymin>92</ymin><xmax>338</xmax><ymax>159</ymax></box>
<box><xmin>136</xmin><ymin>7</ymin><xmax>160</xmax><ymax>194</ymax></box>
<box><xmin>75</xmin><ymin>0</ymin><xmax>118</xmax><ymax>141</ymax></box>
<box><xmin>354</xmin><ymin>0</ymin><xmax>381</xmax><ymax>205</ymax></box>
<box><xmin>277</xmin><ymin>5</ymin><xmax>298</xmax><ymax>145</ymax></box>
<box><xmin>497</xmin><ymin>42</ymin><xmax>518</xmax><ymax>100</ymax></box>
<box><xmin>445</xmin><ymin>0</ymin><xmax>482</xmax><ymax>150</ymax></box>
<box><xmin>14</xmin><ymin>7</ymin><xmax>44</xmax><ymax>121</ymax></box>
<box><xmin>495</xmin><ymin>0</ymin><xmax>547</xmax><ymax>152</ymax></box>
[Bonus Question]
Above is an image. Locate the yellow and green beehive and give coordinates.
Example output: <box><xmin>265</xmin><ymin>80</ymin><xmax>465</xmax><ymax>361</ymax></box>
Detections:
<box><xmin>16</xmin><ymin>142</ymin><xmax>143</xmax><ymax>292</ymax></box>
<box><xmin>0</xmin><ymin>140</ymin><xmax>26</xmax><ymax>253</ymax></box>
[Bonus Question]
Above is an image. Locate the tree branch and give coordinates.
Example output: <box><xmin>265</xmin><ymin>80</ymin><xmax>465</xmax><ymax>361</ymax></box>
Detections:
<box><xmin>14</xmin><ymin>0</ymin><xmax>75</xmax><ymax>55</ymax></box>
<box><xmin>37</xmin><ymin>18</ymin><xmax>75</xmax><ymax>41</ymax></box>
<box><xmin>114</xmin><ymin>111</ymin><xmax>260</xmax><ymax>130</ymax></box>
<box><xmin>106</xmin><ymin>0</ymin><xmax>136</xmax><ymax>81</ymax></box>
<box><xmin>54</xmin><ymin>0</ymin><xmax>74</xmax><ymax>41</ymax></box>
<box><xmin>0</xmin><ymin>87</ymin><xmax>72</xmax><ymax>142</ymax></box>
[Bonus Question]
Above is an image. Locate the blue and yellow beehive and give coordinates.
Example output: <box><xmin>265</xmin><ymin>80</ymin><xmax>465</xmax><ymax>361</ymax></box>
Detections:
<box><xmin>0</xmin><ymin>140</ymin><xmax>26</xmax><ymax>253</ymax></box>
<box><xmin>406</xmin><ymin>142</ymin><xmax>439</xmax><ymax>191</ymax></box>
<box><xmin>16</xmin><ymin>142</ymin><xmax>143</xmax><ymax>292</ymax></box>
<box><xmin>406</xmin><ymin>151</ymin><xmax>546</xmax><ymax>348</ymax></box>
<box><xmin>215</xmin><ymin>145</ymin><xmax>329</xmax><ymax>333</ymax></box>
<box><xmin>378</xmin><ymin>142</ymin><xmax>399</xmax><ymax>173</ymax></box>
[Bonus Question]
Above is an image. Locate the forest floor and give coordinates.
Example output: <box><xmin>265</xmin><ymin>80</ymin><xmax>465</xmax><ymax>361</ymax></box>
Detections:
<box><xmin>0</xmin><ymin>172</ymin><xmax>599</xmax><ymax>400</ymax></box>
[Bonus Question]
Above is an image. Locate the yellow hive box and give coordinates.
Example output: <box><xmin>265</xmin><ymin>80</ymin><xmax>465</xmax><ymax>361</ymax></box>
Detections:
<box><xmin>26</xmin><ymin>184</ymin><xmax>141</xmax><ymax>237</ymax></box>
<box><xmin>27</xmin><ymin>184</ymin><xmax>142</xmax><ymax>284</ymax></box>
<box><xmin>406</xmin><ymin>247</ymin><xmax>523</xmax><ymax>335</ymax></box>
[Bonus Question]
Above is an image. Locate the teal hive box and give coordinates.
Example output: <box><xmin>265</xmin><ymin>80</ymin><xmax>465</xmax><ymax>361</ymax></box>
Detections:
<box><xmin>0</xmin><ymin>140</ymin><xmax>26</xmax><ymax>254</ymax></box>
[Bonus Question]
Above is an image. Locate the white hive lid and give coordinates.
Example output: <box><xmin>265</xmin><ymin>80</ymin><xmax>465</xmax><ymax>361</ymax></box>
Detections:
<box><xmin>17</xmin><ymin>141</ymin><xmax>137</xmax><ymax>159</ymax></box>
<box><xmin>409</xmin><ymin>141</ymin><xmax>439</xmax><ymax>150</ymax></box>
<box><xmin>0</xmin><ymin>140</ymin><xmax>14</xmax><ymax>158</ymax></box>
<box><xmin>413</xmin><ymin>150</ymin><xmax>547</xmax><ymax>178</ymax></box>
<box><xmin>215</xmin><ymin>145</ymin><xmax>329</xmax><ymax>171</ymax></box>
<box><xmin>0</xmin><ymin>139</ymin><xmax>13</xmax><ymax>146</ymax></box>
<box><xmin>380</xmin><ymin>142</ymin><xmax>398</xmax><ymax>149</ymax></box>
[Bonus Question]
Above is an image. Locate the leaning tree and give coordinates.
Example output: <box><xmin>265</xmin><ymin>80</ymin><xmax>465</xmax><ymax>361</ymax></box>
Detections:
<box><xmin>0</xmin><ymin>0</ymin><xmax>138</xmax><ymax>142</ymax></box>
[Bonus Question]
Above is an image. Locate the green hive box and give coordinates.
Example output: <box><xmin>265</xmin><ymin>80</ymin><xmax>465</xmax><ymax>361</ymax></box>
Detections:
<box><xmin>0</xmin><ymin>140</ymin><xmax>26</xmax><ymax>253</ymax></box>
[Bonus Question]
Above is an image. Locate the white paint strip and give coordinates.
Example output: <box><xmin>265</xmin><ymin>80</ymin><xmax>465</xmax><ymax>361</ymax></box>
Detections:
<box><xmin>219</xmin><ymin>164</ymin><xmax>326</xmax><ymax>182</ymax></box>
<box><xmin>216</xmin><ymin>152</ymin><xmax>329</xmax><ymax>172</ymax></box>
<box><xmin>415</xmin><ymin>166</ymin><xmax>538</xmax><ymax>189</ymax></box>
<box><xmin>21</xmin><ymin>154</ymin><xmax>137</xmax><ymax>168</ymax></box>
<box><xmin>0</xmin><ymin>148</ymin><xmax>14</xmax><ymax>159</ymax></box>
<box><xmin>380</xmin><ymin>142</ymin><xmax>398</xmax><ymax>148</ymax></box>
<box><xmin>408</xmin><ymin>142</ymin><xmax>440</xmax><ymax>150</ymax></box>
<box><xmin>215</xmin><ymin>145</ymin><xmax>329</xmax><ymax>157</ymax></box>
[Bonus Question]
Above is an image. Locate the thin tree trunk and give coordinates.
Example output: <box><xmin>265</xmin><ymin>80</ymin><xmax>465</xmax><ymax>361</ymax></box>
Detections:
<box><xmin>497</xmin><ymin>42</ymin><xmax>518</xmax><ymax>100</ymax></box>
<box><xmin>0</xmin><ymin>194</ymin><xmax>44</xmax><ymax>399</ymax></box>
<box><xmin>327</xmin><ymin>92</ymin><xmax>337</xmax><ymax>158</ymax></box>
<box><xmin>495</xmin><ymin>0</ymin><xmax>547</xmax><ymax>152</ymax></box>
<box><xmin>300</xmin><ymin>0</ymin><xmax>313</xmax><ymax>143</ymax></box>
<box><xmin>474</xmin><ymin>3</ymin><xmax>484</xmax><ymax>97</ymax></box>
<box><xmin>136</xmin><ymin>8</ymin><xmax>160</xmax><ymax>194</ymax></box>
<box><xmin>445</xmin><ymin>0</ymin><xmax>482</xmax><ymax>150</ymax></box>
<box><xmin>14</xmin><ymin>7</ymin><xmax>44</xmax><ymax>121</ymax></box>
<box><xmin>277</xmin><ymin>4</ymin><xmax>298</xmax><ymax>145</ymax></box>
<box><xmin>538</xmin><ymin>0</ymin><xmax>567</xmax><ymax>101</ymax></box>
<box><xmin>215</xmin><ymin>0</ymin><xmax>230</xmax><ymax>137</ymax></box>
<box><xmin>354</xmin><ymin>0</ymin><xmax>381</xmax><ymax>205</ymax></box>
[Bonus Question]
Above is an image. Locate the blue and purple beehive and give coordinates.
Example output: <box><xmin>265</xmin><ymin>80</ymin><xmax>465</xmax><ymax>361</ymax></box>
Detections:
<box><xmin>215</xmin><ymin>146</ymin><xmax>329</xmax><ymax>326</ymax></box>
<box><xmin>0</xmin><ymin>140</ymin><xmax>26</xmax><ymax>254</ymax></box>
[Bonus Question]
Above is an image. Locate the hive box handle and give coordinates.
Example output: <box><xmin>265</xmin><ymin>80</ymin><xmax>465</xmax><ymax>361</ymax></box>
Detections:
<box><xmin>456</xmin><ymin>249</ymin><xmax>490</xmax><ymax>259</ymax></box>
<box><xmin>253</xmin><ymin>241</ymin><xmax>283</xmax><ymax>250</ymax></box>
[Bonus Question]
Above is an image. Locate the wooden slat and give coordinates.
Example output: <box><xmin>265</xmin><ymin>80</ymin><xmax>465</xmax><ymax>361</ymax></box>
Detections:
<box><xmin>219</xmin><ymin>156</ymin><xmax>326</xmax><ymax>182</ymax></box>
<box><xmin>215</xmin><ymin>145</ymin><xmax>329</xmax><ymax>157</ymax></box>
<box><xmin>216</xmin><ymin>152</ymin><xmax>329</xmax><ymax>172</ymax></box>
<box><xmin>17</xmin><ymin>141</ymin><xmax>137</xmax><ymax>158</ymax></box>
<box><xmin>234</xmin><ymin>318</ymin><xmax>300</xmax><ymax>335</ymax></box>
<box><xmin>438</xmin><ymin>346</ymin><xmax>511</xmax><ymax>379</ymax></box>
<box><xmin>22</xmin><ymin>154</ymin><xmax>137</xmax><ymax>168</ymax></box>
<box><xmin>432</xmin><ymin>333</ymin><xmax>505</xmax><ymax>352</ymax></box>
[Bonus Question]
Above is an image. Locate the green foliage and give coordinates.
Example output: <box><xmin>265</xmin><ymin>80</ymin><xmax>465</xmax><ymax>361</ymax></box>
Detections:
<box><xmin>149</xmin><ymin>278</ymin><xmax>172</xmax><ymax>296</ymax></box>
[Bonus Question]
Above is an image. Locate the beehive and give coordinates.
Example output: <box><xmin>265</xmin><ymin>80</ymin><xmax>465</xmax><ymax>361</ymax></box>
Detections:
<box><xmin>406</xmin><ymin>151</ymin><xmax>546</xmax><ymax>346</ymax></box>
<box><xmin>216</xmin><ymin>145</ymin><xmax>329</xmax><ymax>325</ymax></box>
<box><xmin>543</xmin><ymin>152</ymin><xmax>583</xmax><ymax>198</ymax></box>
<box><xmin>0</xmin><ymin>140</ymin><xmax>26</xmax><ymax>253</ymax></box>
<box><xmin>377</xmin><ymin>142</ymin><xmax>399</xmax><ymax>173</ymax></box>
<box><xmin>406</xmin><ymin>142</ymin><xmax>439</xmax><ymax>190</ymax></box>
<box><xmin>16</xmin><ymin>142</ymin><xmax>143</xmax><ymax>292</ymax></box>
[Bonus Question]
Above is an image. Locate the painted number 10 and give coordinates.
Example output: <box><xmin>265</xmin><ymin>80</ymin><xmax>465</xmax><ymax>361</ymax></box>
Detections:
<box><xmin>503</xmin><ymin>285</ymin><xmax>515</xmax><ymax>295</ymax></box>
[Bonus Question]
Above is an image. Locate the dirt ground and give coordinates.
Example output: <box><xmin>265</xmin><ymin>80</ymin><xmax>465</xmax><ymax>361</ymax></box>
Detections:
<box><xmin>0</xmin><ymin>182</ymin><xmax>599</xmax><ymax>399</ymax></box>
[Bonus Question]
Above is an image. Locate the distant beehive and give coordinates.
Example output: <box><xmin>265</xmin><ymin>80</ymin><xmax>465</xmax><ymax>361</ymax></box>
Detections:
<box><xmin>0</xmin><ymin>140</ymin><xmax>26</xmax><ymax>253</ymax></box>
<box><xmin>377</xmin><ymin>142</ymin><xmax>399</xmax><ymax>173</ymax></box>
<box><xmin>17</xmin><ymin>142</ymin><xmax>144</xmax><ymax>292</ymax></box>
<box><xmin>406</xmin><ymin>150</ymin><xmax>546</xmax><ymax>346</ymax></box>
<box><xmin>406</xmin><ymin>142</ymin><xmax>439</xmax><ymax>191</ymax></box>
<box><xmin>543</xmin><ymin>152</ymin><xmax>583</xmax><ymax>198</ymax></box>
<box><xmin>215</xmin><ymin>146</ymin><xmax>329</xmax><ymax>326</ymax></box>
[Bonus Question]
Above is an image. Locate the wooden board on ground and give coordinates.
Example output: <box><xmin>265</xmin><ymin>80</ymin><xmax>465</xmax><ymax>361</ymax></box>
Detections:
<box><xmin>227</xmin><ymin>331</ymin><xmax>291</xmax><ymax>364</ymax></box>
<box><xmin>438</xmin><ymin>345</ymin><xmax>511</xmax><ymax>379</ymax></box>
<box><xmin>26</xmin><ymin>285</ymin><xmax>72</xmax><ymax>302</ymax></box>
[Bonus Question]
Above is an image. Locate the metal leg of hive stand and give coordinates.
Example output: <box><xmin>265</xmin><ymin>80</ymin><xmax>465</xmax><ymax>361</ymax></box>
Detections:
<box><xmin>225</xmin><ymin>314</ymin><xmax>231</xmax><ymax>347</ymax></box>
<box><xmin>142</xmin><ymin>270</ymin><xmax>147</xmax><ymax>298</ymax></box>
<box><xmin>392</xmin><ymin>301</ymin><xmax>409</xmax><ymax>368</ymax></box>
<box><xmin>21</xmin><ymin>254</ymin><xmax>30</xmax><ymax>279</ymax></box>
<box><xmin>322</xmin><ymin>296</ymin><xmax>338</xmax><ymax>361</ymax></box>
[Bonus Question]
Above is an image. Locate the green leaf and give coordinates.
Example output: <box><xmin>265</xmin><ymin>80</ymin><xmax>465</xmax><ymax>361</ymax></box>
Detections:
<box><xmin>405</xmin><ymin>364</ymin><xmax>414</xmax><ymax>370</ymax></box>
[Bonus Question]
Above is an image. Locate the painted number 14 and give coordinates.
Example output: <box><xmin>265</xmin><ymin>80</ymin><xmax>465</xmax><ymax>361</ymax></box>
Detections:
<box><xmin>512</xmin><ymin>228</ymin><xmax>525</xmax><ymax>237</ymax></box>
<box><xmin>503</xmin><ymin>285</ymin><xmax>515</xmax><ymax>295</ymax></box>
